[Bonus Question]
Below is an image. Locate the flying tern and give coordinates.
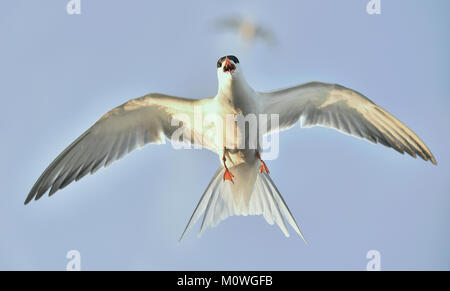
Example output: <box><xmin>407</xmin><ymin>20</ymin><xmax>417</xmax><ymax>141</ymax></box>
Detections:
<box><xmin>27</xmin><ymin>55</ymin><xmax>436</xmax><ymax>242</ymax></box>
<box><xmin>214</xmin><ymin>16</ymin><xmax>277</xmax><ymax>48</ymax></box>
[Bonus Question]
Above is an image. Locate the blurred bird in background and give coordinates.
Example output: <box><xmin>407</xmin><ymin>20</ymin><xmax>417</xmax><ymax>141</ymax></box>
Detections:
<box><xmin>214</xmin><ymin>15</ymin><xmax>277</xmax><ymax>49</ymax></box>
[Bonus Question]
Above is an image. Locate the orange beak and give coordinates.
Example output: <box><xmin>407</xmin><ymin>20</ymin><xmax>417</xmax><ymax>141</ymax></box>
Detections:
<box><xmin>223</xmin><ymin>57</ymin><xmax>236</xmax><ymax>73</ymax></box>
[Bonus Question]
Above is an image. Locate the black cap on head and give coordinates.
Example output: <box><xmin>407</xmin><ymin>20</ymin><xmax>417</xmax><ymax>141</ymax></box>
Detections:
<box><xmin>217</xmin><ymin>55</ymin><xmax>239</xmax><ymax>68</ymax></box>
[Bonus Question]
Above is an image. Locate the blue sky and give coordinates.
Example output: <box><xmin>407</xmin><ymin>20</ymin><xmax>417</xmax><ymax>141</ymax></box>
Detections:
<box><xmin>0</xmin><ymin>0</ymin><xmax>449</xmax><ymax>270</ymax></box>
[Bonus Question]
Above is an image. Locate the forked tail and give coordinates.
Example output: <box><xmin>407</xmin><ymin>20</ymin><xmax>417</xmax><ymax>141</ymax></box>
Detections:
<box><xmin>179</xmin><ymin>166</ymin><xmax>307</xmax><ymax>243</ymax></box>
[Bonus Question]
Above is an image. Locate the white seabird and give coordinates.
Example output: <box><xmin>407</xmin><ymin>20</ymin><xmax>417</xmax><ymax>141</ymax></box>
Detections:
<box><xmin>27</xmin><ymin>55</ymin><xmax>436</xmax><ymax>242</ymax></box>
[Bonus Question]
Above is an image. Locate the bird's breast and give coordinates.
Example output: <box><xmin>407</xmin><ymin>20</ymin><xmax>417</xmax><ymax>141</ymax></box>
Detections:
<box><xmin>212</xmin><ymin>91</ymin><xmax>261</xmax><ymax>156</ymax></box>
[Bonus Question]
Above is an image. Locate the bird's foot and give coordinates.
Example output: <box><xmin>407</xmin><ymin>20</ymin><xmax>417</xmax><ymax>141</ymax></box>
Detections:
<box><xmin>260</xmin><ymin>160</ymin><xmax>270</xmax><ymax>174</ymax></box>
<box><xmin>256</xmin><ymin>151</ymin><xmax>270</xmax><ymax>174</ymax></box>
<box><xmin>223</xmin><ymin>168</ymin><xmax>234</xmax><ymax>183</ymax></box>
<box><xmin>222</xmin><ymin>150</ymin><xmax>234</xmax><ymax>183</ymax></box>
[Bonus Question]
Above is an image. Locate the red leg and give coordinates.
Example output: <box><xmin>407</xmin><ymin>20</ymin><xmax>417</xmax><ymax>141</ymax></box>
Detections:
<box><xmin>256</xmin><ymin>151</ymin><xmax>270</xmax><ymax>174</ymax></box>
<box><xmin>222</xmin><ymin>153</ymin><xmax>234</xmax><ymax>183</ymax></box>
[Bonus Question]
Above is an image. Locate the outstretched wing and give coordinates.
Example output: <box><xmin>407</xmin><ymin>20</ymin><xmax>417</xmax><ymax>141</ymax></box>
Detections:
<box><xmin>26</xmin><ymin>93</ymin><xmax>213</xmax><ymax>204</ymax></box>
<box><xmin>213</xmin><ymin>15</ymin><xmax>243</xmax><ymax>31</ymax></box>
<box><xmin>260</xmin><ymin>82</ymin><xmax>436</xmax><ymax>165</ymax></box>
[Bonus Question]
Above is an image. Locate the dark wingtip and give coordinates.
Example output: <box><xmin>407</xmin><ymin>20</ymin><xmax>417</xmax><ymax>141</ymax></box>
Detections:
<box><xmin>24</xmin><ymin>194</ymin><xmax>33</xmax><ymax>205</ymax></box>
<box><xmin>24</xmin><ymin>187</ymin><xmax>41</xmax><ymax>205</ymax></box>
<box><xmin>426</xmin><ymin>152</ymin><xmax>437</xmax><ymax>166</ymax></box>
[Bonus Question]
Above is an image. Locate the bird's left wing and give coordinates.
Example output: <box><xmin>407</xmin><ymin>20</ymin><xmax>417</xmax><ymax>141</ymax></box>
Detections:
<box><xmin>260</xmin><ymin>82</ymin><xmax>436</xmax><ymax>165</ymax></box>
<box><xmin>26</xmin><ymin>93</ymin><xmax>213</xmax><ymax>204</ymax></box>
<box><xmin>214</xmin><ymin>16</ymin><xmax>242</xmax><ymax>31</ymax></box>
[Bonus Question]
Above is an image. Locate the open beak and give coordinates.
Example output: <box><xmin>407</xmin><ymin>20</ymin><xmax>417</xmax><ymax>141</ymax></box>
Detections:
<box><xmin>223</xmin><ymin>57</ymin><xmax>236</xmax><ymax>74</ymax></box>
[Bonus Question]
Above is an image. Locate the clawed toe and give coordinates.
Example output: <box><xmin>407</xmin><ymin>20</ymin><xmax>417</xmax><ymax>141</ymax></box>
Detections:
<box><xmin>223</xmin><ymin>168</ymin><xmax>234</xmax><ymax>183</ymax></box>
<box><xmin>256</xmin><ymin>151</ymin><xmax>270</xmax><ymax>174</ymax></box>
<box><xmin>260</xmin><ymin>160</ymin><xmax>270</xmax><ymax>174</ymax></box>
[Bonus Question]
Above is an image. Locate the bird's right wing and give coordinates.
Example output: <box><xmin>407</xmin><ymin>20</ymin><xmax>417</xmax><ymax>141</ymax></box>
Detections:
<box><xmin>26</xmin><ymin>93</ymin><xmax>214</xmax><ymax>204</ymax></box>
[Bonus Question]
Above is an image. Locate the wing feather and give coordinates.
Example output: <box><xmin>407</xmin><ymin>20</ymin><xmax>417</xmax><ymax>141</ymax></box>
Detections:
<box><xmin>260</xmin><ymin>82</ymin><xmax>436</xmax><ymax>165</ymax></box>
<box><xmin>26</xmin><ymin>93</ymin><xmax>213</xmax><ymax>204</ymax></box>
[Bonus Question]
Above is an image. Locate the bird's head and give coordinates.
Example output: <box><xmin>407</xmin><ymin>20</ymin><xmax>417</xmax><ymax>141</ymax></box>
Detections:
<box><xmin>216</xmin><ymin>55</ymin><xmax>241</xmax><ymax>84</ymax></box>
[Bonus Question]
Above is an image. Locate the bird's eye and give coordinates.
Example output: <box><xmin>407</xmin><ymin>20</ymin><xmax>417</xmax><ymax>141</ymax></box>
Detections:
<box><xmin>217</xmin><ymin>56</ymin><xmax>226</xmax><ymax>68</ymax></box>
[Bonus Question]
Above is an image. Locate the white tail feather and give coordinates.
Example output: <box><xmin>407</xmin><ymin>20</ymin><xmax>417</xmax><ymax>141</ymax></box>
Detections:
<box><xmin>179</xmin><ymin>166</ymin><xmax>307</xmax><ymax>243</ymax></box>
